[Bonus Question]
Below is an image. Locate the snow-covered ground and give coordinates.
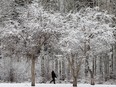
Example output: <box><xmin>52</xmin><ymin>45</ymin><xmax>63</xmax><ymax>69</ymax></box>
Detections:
<box><xmin>0</xmin><ymin>83</ymin><xmax>116</xmax><ymax>87</ymax></box>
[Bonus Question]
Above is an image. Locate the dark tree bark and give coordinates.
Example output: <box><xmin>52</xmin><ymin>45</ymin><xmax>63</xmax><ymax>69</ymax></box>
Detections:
<box><xmin>31</xmin><ymin>55</ymin><xmax>35</xmax><ymax>86</ymax></box>
<box><xmin>88</xmin><ymin>67</ymin><xmax>95</xmax><ymax>85</ymax></box>
<box><xmin>73</xmin><ymin>76</ymin><xmax>77</xmax><ymax>87</ymax></box>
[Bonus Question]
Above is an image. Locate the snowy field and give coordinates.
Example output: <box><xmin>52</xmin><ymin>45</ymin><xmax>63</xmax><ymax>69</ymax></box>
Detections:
<box><xmin>0</xmin><ymin>83</ymin><xmax>116</xmax><ymax>87</ymax></box>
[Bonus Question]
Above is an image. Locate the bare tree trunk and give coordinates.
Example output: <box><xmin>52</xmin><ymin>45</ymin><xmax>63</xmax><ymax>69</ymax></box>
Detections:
<box><xmin>84</xmin><ymin>42</ymin><xmax>88</xmax><ymax>77</ymax></box>
<box><xmin>94</xmin><ymin>56</ymin><xmax>97</xmax><ymax>76</ymax></box>
<box><xmin>111</xmin><ymin>45</ymin><xmax>113</xmax><ymax>73</ymax></box>
<box><xmin>31</xmin><ymin>55</ymin><xmax>35</xmax><ymax>86</ymax></box>
<box><xmin>91</xmin><ymin>78</ymin><xmax>95</xmax><ymax>85</ymax></box>
<box><xmin>41</xmin><ymin>56</ymin><xmax>45</xmax><ymax>83</ymax></box>
<box><xmin>55</xmin><ymin>59</ymin><xmax>58</xmax><ymax>76</ymax></box>
<box><xmin>45</xmin><ymin>57</ymin><xmax>50</xmax><ymax>80</ymax></box>
<box><xmin>62</xmin><ymin>58</ymin><xmax>66</xmax><ymax>80</ymax></box>
<box><xmin>88</xmin><ymin>55</ymin><xmax>95</xmax><ymax>86</ymax></box>
<box><xmin>113</xmin><ymin>44</ymin><xmax>116</xmax><ymax>78</ymax></box>
<box><xmin>67</xmin><ymin>62</ymin><xmax>71</xmax><ymax>81</ymax></box>
<box><xmin>73</xmin><ymin>76</ymin><xmax>77</xmax><ymax>87</ymax></box>
<box><xmin>88</xmin><ymin>68</ymin><xmax>95</xmax><ymax>85</ymax></box>
<box><xmin>66</xmin><ymin>53</ymin><xmax>83</xmax><ymax>87</ymax></box>
<box><xmin>59</xmin><ymin>60</ymin><xmax>62</xmax><ymax>80</ymax></box>
<box><xmin>103</xmin><ymin>53</ymin><xmax>109</xmax><ymax>81</ymax></box>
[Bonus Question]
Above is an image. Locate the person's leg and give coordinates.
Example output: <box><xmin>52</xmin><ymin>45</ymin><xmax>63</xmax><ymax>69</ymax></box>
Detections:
<box><xmin>53</xmin><ymin>78</ymin><xmax>55</xmax><ymax>84</ymax></box>
<box><xmin>50</xmin><ymin>79</ymin><xmax>53</xmax><ymax>83</ymax></box>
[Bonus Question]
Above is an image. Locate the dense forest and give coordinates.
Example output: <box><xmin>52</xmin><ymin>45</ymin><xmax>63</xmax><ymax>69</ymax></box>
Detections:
<box><xmin>0</xmin><ymin>0</ymin><xmax>116</xmax><ymax>87</ymax></box>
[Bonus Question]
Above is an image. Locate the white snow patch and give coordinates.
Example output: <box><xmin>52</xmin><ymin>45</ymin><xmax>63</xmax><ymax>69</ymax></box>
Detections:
<box><xmin>0</xmin><ymin>83</ymin><xmax>116</xmax><ymax>87</ymax></box>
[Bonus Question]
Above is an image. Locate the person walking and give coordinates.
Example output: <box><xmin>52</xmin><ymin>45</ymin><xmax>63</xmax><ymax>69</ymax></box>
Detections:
<box><xmin>50</xmin><ymin>71</ymin><xmax>57</xmax><ymax>84</ymax></box>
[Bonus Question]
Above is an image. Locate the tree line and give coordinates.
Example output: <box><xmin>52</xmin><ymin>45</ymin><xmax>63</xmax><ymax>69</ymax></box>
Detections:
<box><xmin>0</xmin><ymin>0</ymin><xmax>116</xmax><ymax>87</ymax></box>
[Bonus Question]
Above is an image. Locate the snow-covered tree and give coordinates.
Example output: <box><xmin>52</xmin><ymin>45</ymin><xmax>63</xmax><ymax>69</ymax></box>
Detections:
<box><xmin>59</xmin><ymin>7</ymin><xmax>115</xmax><ymax>87</ymax></box>
<box><xmin>0</xmin><ymin>0</ymin><xmax>116</xmax><ymax>86</ymax></box>
<box><xmin>0</xmin><ymin>3</ymin><xmax>63</xmax><ymax>86</ymax></box>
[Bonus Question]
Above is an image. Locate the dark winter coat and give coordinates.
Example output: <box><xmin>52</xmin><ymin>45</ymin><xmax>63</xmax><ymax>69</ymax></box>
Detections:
<box><xmin>51</xmin><ymin>71</ymin><xmax>57</xmax><ymax>78</ymax></box>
